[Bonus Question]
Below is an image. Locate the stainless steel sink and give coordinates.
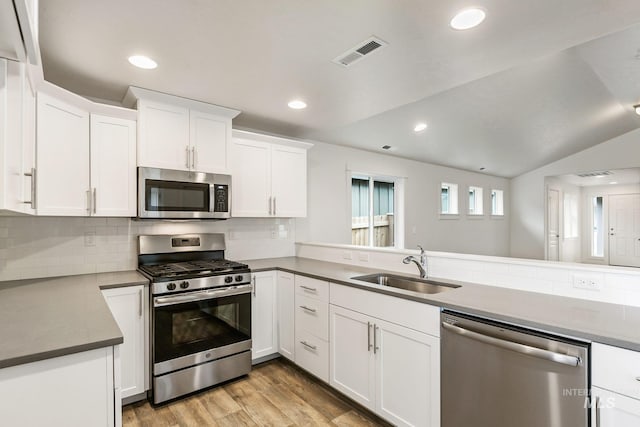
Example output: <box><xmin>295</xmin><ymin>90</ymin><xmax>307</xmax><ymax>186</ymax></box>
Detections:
<box><xmin>351</xmin><ymin>273</ymin><xmax>461</xmax><ymax>294</ymax></box>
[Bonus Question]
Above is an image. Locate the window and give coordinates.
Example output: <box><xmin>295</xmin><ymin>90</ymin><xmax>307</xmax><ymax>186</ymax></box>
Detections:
<box><xmin>351</xmin><ymin>176</ymin><xmax>395</xmax><ymax>247</ymax></box>
<box><xmin>441</xmin><ymin>183</ymin><xmax>458</xmax><ymax>214</ymax></box>
<box><xmin>563</xmin><ymin>193</ymin><xmax>578</xmax><ymax>238</ymax></box>
<box><xmin>468</xmin><ymin>186</ymin><xmax>483</xmax><ymax>215</ymax></box>
<box><xmin>491</xmin><ymin>189</ymin><xmax>504</xmax><ymax>216</ymax></box>
<box><xmin>591</xmin><ymin>196</ymin><xmax>604</xmax><ymax>257</ymax></box>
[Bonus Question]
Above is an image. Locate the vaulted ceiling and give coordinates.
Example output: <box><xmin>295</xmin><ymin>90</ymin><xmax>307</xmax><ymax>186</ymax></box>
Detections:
<box><xmin>40</xmin><ymin>0</ymin><xmax>640</xmax><ymax>177</ymax></box>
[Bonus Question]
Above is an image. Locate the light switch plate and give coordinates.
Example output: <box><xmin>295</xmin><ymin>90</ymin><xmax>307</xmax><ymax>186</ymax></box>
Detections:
<box><xmin>84</xmin><ymin>231</ymin><xmax>96</xmax><ymax>247</ymax></box>
<box><xmin>572</xmin><ymin>273</ymin><xmax>603</xmax><ymax>291</ymax></box>
<box><xmin>358</xmin><ymin>252</ymin><xmax>370</xmax><ymax>262</ymax></box>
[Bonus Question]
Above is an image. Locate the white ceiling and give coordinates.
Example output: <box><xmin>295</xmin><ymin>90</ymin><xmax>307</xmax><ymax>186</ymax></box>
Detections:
<box><xmin>39</xmin><ymin>1</ymin><xmax>640</xmax><ymax>177</ymax></box>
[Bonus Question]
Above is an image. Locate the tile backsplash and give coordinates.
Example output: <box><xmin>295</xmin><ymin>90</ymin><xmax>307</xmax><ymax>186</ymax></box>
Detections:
<box><xmin>0</xmin><ymin>216</ymin><xmax>295</xmax><ymax>281</ymax></box>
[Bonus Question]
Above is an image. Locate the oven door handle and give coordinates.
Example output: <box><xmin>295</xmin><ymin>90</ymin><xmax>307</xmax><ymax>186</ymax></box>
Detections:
<box><xmin>153</xmin><ymin>284</ymin><xmax>252</xmax><ymax>307</ymax></box>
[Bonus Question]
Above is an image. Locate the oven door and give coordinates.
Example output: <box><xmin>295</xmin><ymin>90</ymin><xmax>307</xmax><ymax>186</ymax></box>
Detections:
<box><xmin>153</xmin><ymin>284</ymin><xmax>251</xmax><ymax>375</ymax></box>
<box><xmin>138</xmin><ymin>167</ymin><xmax>231</xmax><ymax>219</ymax></box>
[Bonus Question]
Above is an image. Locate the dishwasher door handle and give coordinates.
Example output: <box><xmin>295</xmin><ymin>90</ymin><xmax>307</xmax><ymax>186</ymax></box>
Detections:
<box><xmin>442</xmin><ymin>322</ymin><xmax>582</xmax><ymax>367</ymax></box>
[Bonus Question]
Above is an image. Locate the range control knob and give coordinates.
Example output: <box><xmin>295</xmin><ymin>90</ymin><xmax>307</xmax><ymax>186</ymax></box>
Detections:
<box><xmin>224</xmin><ymin>276</ymin><xmax>233</xmax><ymax>284</ymax></box>
<box><xmin>180</xmin><ymin>281</ymin><xmax>190</xmax><ymax>289</ymax></box>
<box><xmin>235</xmin><ymin>275</ymin><xmax>244</xmax><ymax>282</ymax></box>
<box><xmin>166</xmin><ymin>283</ymin><xmax>176</xmax><ymax>291</ymax></box>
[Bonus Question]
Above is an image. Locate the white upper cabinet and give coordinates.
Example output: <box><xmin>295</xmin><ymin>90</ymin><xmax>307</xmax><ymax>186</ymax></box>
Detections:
<box><xmin>36</xmin><ymin>91</ymin><xmax>90</xmax><ymax>216</ymax></box>
<box><xmin>0</xmin><ymin>58</ymin><xmax>35</xmax><ymax>215</ymax></box>
<box><xmin>232</xmin><ymin>129</ymin><xmax>311</xmax><ymax>218</ymax></box>
<box><xmin>0</xmin><ymin>0</ymin><xmax>40</xmax><ymax>65</ymax></box>
<box><xmin>124</xmin><ymin>87</ymin><xmax>240</xmax><ymax>174</ymax></box>
<box><xmin>90</xmin><ymin>115</ymin><xmax>137</xmax><ymax>217</ymax></box>
<box><xmin>36</xmin><ymin>82</ymin><xmax>137</xmax><ymax>217</ymax></box>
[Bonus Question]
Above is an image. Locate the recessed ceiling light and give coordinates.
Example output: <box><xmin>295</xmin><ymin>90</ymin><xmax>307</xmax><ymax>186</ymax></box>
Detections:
<box><xmin>479</xmin><ymin>167</ymin><xmax>486</xmax><ymax>171</ymax></box>
<box><xmin>414</xmin><ymin>123</ymin><xmax>428</xmax><ymax>132</ymax></box>
<box><xmin>634</xmin><ymin>104</ymin><xmax>640</xmax><ymax>115</ymax></box>
<box><xmin>610</xmin><ymin>181</ymin><xmax>618</xmax><ymax>185</ymax></box>
<box><xmin>288</xmin><ymin>100</ymin><xmax>307</xmax><ymax>110</ymax></box>
<box><xmin>128</xmin><ymin>55</ymin><xmax>157</xmax><ymax>69</ymax></box>
<box><xmin>450</xmin><ymin>8</ymin><xmax>486</xmax><ymax>30</ymax></box>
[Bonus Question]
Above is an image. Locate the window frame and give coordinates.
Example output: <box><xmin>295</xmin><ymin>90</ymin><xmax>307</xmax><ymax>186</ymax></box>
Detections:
<box><xmin>440</xmin><ymin>182</ymin><xmax>459</xmax><ymax>218</ymax></box>
<box><xmin>491</xmin><ymin>189</ymin><xmax>505</xmax><ymax>217</ymax></box>
<box><xmin>467</xmin><ymin>186</ymin><xmax>484</xmax><ymax>216</ymax></box>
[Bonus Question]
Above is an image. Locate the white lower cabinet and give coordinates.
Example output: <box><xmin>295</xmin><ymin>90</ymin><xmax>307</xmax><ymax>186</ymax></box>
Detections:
<box><xmin>251</xmin><ymin>271</ymin><xmax>278</xmax><ymax>360</ymax></box>
<box><xmin>329</xmin><ymin>283</ymin><xmax>440</xmax><ymax>427</ymax></box>
<box><xmin>592</xmin><ymin>343</ymin><xmax>640</xmax><ymax>426</ymax></box>
<box><xmin>276</xmin><ymin>271</ymin><xmax>295</xmax><ymax>361</ymax></box>
<box><xmin>102</xmin><ymin>285</ymin><xmax>147</xmax><ymax>400</ymax></box>
<box><xmin>0</xmin><ymin>347</ymin><xmax>120</xmax><ymax>427</ymax></box>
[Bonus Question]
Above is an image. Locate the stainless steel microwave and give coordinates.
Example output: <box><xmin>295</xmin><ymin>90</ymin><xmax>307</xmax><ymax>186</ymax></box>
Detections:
<box><xmin>137</xmin><ymin>167</ymin><xmax>231</xmax><ymax>219</ymax></box>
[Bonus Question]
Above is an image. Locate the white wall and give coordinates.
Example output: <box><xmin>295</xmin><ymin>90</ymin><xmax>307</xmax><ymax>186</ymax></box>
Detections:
<box><xmin>510</xmin><ymin>128</ymin><xmax>640</xmax><ymax>260</ymax></box>
<box><xmin>0</xmin><ymin>217</ymin><xmax>295</xmax><ymax>281</ymax></box>
<box><xmin>296</xmin><ymin>141</ymin><xmax>511</xmax><ymax>256</ymax></box>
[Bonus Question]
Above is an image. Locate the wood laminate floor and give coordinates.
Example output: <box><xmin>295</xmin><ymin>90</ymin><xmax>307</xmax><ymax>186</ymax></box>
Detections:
<box><xmin>123</xmin><ymin>359</ymin><xmax>392</xmax><ymax>426</ymax></box>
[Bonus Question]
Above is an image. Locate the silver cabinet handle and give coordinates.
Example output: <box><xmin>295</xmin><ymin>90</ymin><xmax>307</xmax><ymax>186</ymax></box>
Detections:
<box><xmin>441</xmin><ymin>322</ymin><xmax>582</xmax><ymax>366</ymax></box>
<box><xmin>300</xmin><ymin>285</ymin><xmax>317</xmax><ymax>293</ymax></box>
<box><xmin>191</xmin><ymin>147</ymin><xmax>195</xmax><ymax>169</ymax></box>
<box><xmin>22</xmin><ymin>168</ymin><xmax>36</xmax><ymax>209</ymax></box>
<box><xmin>636</xmin><ymin>377</ymin><xmax>640</xmax><ymax>382</ymax></box>
<box><xmin>300</xmin><ymin>341</ymin><xmax>317</xmax><ymax>351</ymax></box>
<box><xmin>252</xmin><ymin>275</ymin><xmax>256</xmax><ymax>296</ymax></box>
<box><xmin>299</xmin><ymin>305</ymin><xmax>316</xmax><ymax>313</ymax></box>
<box><xmin>595</xmin><ymin>396</ymin><xmax>601</xmax><ymax>427</ymax></box>
<box><xmin>185</xmin><ymin>146</ymin><xmax>190</xmax><ymax>168</ymax></box>
<box><xmin>374</xmin><ymin>324</ymin><xmax>379</xmax><ymax>354</ymax></box>
<box><xmin>273</xmin><ymin>197</ymin><xmax>276</xmax><ymax>216</ymax></box>
<box><xmin>138</xmin><ymin>289</ymin><xmax>143</xmax><ymax>317</ymax></box>
<box><xmin>268</xmin><ymin>196</ymin><xmax>272</xmax><ymax>215</ymax></box>
<box><xmin>367</xmin><ymin>321</ymin><xmax>372</xmax><ymax>351</ymax></box>
<box><xmin>86</xmin><ymin>189</ymin><xmax>91</xmax><ymax>213</ymax></box>
<box><xmin>92</xmin><ymin>188</ymin><xmax>97</xmax><ymax>214</ymax></box>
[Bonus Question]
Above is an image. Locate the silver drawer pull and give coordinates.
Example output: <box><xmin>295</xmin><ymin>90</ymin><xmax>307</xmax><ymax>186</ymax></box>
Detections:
<box><xmin>300</xmin><ymin>341</ymin><xmax>317</xmax><ymax>351</ymax></box>
<box><xmin>636</xmin><ymin>377</ymin><xmax>640</xmax><ymax>382</ymax></box>
<box><xmin>300</xmin><ymin>305</ymin><xmax>317</xmax><ymax>313</ymax></box>
<box><xmin>300</xmin><ymin>285</ymin><xmax>317</xmax><ymax>292</ymax></box>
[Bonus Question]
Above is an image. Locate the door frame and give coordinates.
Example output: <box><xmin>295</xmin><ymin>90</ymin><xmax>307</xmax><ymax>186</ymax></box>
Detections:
<box><xmin>545</xmin><ymin>185</ymin><xmax>562</xmax><ymax>261</ymax></box>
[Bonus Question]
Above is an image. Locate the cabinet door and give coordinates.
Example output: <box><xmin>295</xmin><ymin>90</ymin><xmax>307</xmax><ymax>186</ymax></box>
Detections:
<box><xmin>90</xmin><ymin>115</ymin><xmax>136</xmax><ymax>217</ymax></box>
<box><xmin>36</xmin><ymin>92</ymin><xmax>90</xmax><ymax>216</ymax></box>
<box><xmin>271</xmin><ymin>144</ymin><xmax>307</xmax><ymax>217</ymax></box>
<box><xmin>329</xmin><ymin>305</ymin><xmax>375</xmax><ymax>411</ymax></box>
<box><xmin>375</xmin><ymin>319</ymin><xmax>440</xmax><ymax>427</ymax></box>
<box><xmin>0</xmin><ymin>59</ymin><xmax>24</xmax><ymax>212</ymax></box>
<box><xmin>231</xmin><ymin>138</ymin><xmax>271</xmax><ymax>217</ymax></box>
<box><xmin>137</xmin><ymin>99</ymin><xmax>189</xmax><ymax>170</ymax></box>
<box><xmin>189</xmin><ymin>110</ymin><xmax>229</xmax><ymax>173</ymax></box>
<box><xmin>19</xmin><ymin>63</ymin><xmax>35</xmax><ymax>215</ymax></box>
<box><xmin>592</xmin><ymin>387</ymin><xmax>640</xmax><ymax>427</ymax></box>
<box><xmin>251</xmin><ymin>271</ymin><xmax>278</xmax><ymax>360</ymax></box>
<box><xmin>277</xmin><ymin>271</ymin><xmax>295</xmax><ymax>361</ymax></box>
<box><xmin>102</xmin><ymin>286</ymin><xmax>146</xmax><ymax>400</ymax></box>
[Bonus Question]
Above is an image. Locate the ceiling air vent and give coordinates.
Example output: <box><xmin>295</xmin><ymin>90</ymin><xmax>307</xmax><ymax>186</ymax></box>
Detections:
<box><xmin>576</xmin><ymin>171</ymin><xmax>612</xmax><ymax>178</ymax></box>
<box><xmin>333</xmin><ymin>36</ymin><xmax>388</xmax><ymax>68</ymax></box>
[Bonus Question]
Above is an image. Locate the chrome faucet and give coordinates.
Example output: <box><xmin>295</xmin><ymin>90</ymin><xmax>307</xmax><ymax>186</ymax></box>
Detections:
<box><xmin>403</xmin><ymin>245</ymin><xmax>428</xmax><ymax>278</ymax></box>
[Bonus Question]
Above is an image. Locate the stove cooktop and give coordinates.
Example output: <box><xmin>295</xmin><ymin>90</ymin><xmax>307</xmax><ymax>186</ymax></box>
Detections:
<box><xmin>139</xmin><ymin>259</ymin><xmax>249</xmax><ymax>280</ymax></box>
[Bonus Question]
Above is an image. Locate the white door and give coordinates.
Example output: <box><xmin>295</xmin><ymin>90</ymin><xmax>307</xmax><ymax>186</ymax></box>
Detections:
<box><xmin>189</xmin><ymin>110</ymin><xmax>229</xmax><ymax>173</ymax></box>
<box><xmin>251</xmin><ymin>271</ymin><xmax>278</xmax><ymax>360</ymax></box>
<box><xmin>90</xmin><ymin>115</ymin><xmax>137</xmax><ymax>217</ymax></box>
<box><xmin>102</xmin><ymin>286</ymin><xmax>146</xmax><ymax>399</ymax></box>
<box><xmin>375</xmin><ymin>319</ymin><xmax>440</xmax><ymax>427</ymax></box>
<box><xmin>36</xmin><ymin>92</ymin><xmax>90</xmax><ymax>216</ymax></box>
<box><xmin>592</xmin><ymin>387</ymin><xmax>640</xmax><ymax>427</ymax></box>
<box><xmin>329</xmin><ymin>305</ymin><xmax>375</xmax><ymax>411</ymax></box>
<box><xmin>609</xmin><ymin>194</ymin><xmax>640</xmax><ymax>267</ymax></box>
<box><xmin>277</xmin><ymin>271</ymin><xmax>295</xmax><ymax>361</ymax></box>
<box><xmin>137</xmin><ymin>99</ymin><xmax>189</xmax><ymax>170</ymax></box>
<box><xmin>271</xmin><ymin>144</ymin><xmax>307</xmax><ymax>217</ymax></box>
<box><xmin>231</xmin><ymin>138</ymin><xmax>271</xmax><ymax>217</ymax></box>
<box><xmin>547</xmin><ymin>188</ymin><xmax>560</xmax><ymax>261</ymax></box>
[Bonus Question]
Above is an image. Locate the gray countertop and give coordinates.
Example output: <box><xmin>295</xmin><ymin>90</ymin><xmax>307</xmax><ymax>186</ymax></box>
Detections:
<box><xmin>245</xmin><ymin>257</ymin><xmax>640</xmax><ymax>352</ymax></box>
<box><xmin>0</xmin><ymin>271</ymin><xmax>148</xmax><ymax>369</ymax></box>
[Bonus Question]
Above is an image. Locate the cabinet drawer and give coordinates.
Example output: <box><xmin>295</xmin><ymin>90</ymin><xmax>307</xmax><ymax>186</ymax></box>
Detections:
<box><xmin>593</xmin><ymin>343</ymin><xmax>640</xmax><ymax>399</ymax></box>
<box><xmin>295</xmin><ymin>330</ymin><xmax>329</xmax><ymax>382</ymax></box>
<box><xmin>295</xmin><ymin>294</ymin><xmax>329</xmax><ymax>341</ymax></box>
<box><xmin>295</xmin><ymin>275</ymin><xmax>329</xmax><ymax>302</ymax></box>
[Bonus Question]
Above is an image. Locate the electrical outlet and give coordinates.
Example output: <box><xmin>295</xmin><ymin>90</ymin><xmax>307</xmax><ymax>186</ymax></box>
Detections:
<box><xmin>572</xmin><ymin>273</ymin><xmax>602</xmax><ymax>291</ymax></box>
<box><xmin>342</xmin><ymin>251</ymin><xmax>353</xmax><ymax>260</ymax></box>
<box><xmin>84</xmin><ymin>231</ymin><xmax>96</xmax><ymax>247</ymax></box>
<box><xmin>358</xmin><ymin>252</ymin><xmax>370</xmax><ymax>262</ymax></box>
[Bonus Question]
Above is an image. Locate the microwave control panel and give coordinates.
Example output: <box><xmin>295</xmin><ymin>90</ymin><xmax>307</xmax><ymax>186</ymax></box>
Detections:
<box><xmin>214</xmin><ymin>184</ymin><xmax>229</xmax><ymax>212</ymax></box>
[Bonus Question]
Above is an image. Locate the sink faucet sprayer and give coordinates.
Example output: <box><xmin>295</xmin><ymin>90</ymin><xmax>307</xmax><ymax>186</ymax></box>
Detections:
<box><xmin>403</xmin><ymin>245</ymin><xmax>428</xmax><ymax>278</ymax></box>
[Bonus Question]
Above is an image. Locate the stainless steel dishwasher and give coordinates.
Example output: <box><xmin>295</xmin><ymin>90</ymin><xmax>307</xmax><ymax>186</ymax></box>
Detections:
<box><xmin>441</xmin><ymin>311</ymin><xmax>589</xmax><ymax>427</ymax></box>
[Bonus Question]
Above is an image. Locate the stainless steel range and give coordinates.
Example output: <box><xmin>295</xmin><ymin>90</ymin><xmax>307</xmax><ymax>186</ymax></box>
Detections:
<box><xmin>138</xmin><ymin>233</ymin><xmax>252</xmax><ymax>404</ymax></box>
